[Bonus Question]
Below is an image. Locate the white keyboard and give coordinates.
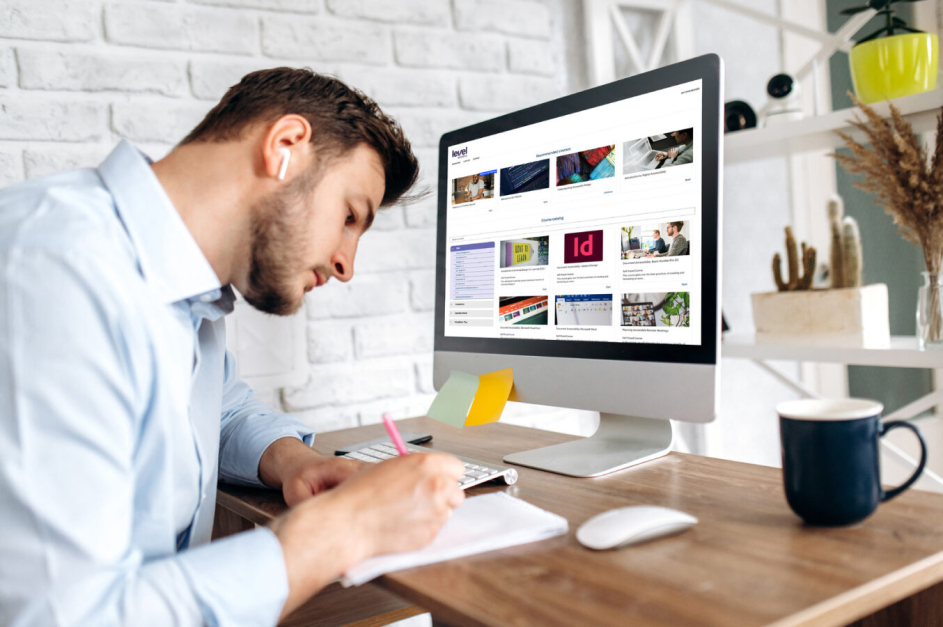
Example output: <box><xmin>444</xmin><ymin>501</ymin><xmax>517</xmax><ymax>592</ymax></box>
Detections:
<box><xmin>343</xmin><ymin>442</ymin><xmax>519</xmax><ymax>489</ymax></box>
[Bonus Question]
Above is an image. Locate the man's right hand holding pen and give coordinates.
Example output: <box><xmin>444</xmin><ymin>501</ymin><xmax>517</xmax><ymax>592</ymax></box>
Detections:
<box><xmin>269</xmin><ymin>447</ymin><xmax>465</xmax><ymax>619</ymax></box>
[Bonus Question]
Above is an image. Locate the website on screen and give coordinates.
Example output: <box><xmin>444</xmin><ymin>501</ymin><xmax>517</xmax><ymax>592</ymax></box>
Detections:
<box><xmin>444</xmin><ymin>80</ymin><xmax>703</xmax><ymax>346</ymax></box>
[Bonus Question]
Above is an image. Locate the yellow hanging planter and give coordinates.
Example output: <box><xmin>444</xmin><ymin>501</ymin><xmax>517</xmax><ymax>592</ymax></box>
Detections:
<box><xmin>849</xmin><ymin>32</ymin><xmax>939</xmax><ymax>104</ymax></box>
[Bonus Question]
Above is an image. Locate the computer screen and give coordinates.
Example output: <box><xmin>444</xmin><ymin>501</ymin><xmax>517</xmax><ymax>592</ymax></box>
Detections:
<box><xmin>443</xmin><ymin>82</ymin><xmax>701</xmax><ymax>341</ymax></box>
<box><xmin>435</xmin><ymin>56</ymin><xmax>720</xmax><ymax>367</ymax></box>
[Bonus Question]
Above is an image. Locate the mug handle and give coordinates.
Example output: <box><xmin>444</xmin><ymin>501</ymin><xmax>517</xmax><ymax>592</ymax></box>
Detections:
<box><xmin>879</xmin><ymin>421</ymin><xmax>928</xmax><ymax>502</ymax></box>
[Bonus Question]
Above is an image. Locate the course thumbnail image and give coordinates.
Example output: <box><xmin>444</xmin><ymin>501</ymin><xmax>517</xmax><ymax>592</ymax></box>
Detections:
<box><xmin>622</xmin><ymin>128</ymin><xmax>694</xmax><ymax>175</ymax></box>
<box><xmin>620</xmin><ymin>221</ymin><xmax>691</xmax><ymax>259</ymax></box>
<box><xmin>500</xmin><ymin>159</ymin><xmax>550</xmax><ymax>196</ymax></box>
<box><xmin>555</xmin><ymin>294</ymin><xmax>612</xmax><ymax>326</ymax></box>
<box><xmin>621</xmin><ymin>293</ymin><xmax>690</xmax><ymax>328</ymax></box>
<box><xmin>500</xmin><ymin>235</ymin><xmax>549</xmax><ymax>268</ymax></box>
<box><xmin>499</xmin><ymin>296</ymin><xmax>549</xmax><ymax>325</ymax></box>
<box><xmin>452</xmin><ymin>171</ymin><xmax>495</xmax><ymax>205</ymax></box>
<box><xmin>556</xmin><ymin>145</ymin><xmax>615</xmax><ymax>186</ymax></box>
<box><xmin>564</xmin><ymin>229</ymin><xmax>604</xmax><ymax>264</ymax></box>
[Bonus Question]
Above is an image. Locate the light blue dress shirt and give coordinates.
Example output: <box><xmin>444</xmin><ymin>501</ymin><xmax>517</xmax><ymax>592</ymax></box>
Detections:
<box><xmin>0</xmin><ymin>141</ymin><xmax>316</xmax><ymax>626</ymax></box>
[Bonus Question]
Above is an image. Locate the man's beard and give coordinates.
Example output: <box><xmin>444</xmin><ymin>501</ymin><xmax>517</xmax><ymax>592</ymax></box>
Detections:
<box><xmin>242</xmin><ymin>177</ymin><xmax>312</xmax><ymax>316</ymax></box>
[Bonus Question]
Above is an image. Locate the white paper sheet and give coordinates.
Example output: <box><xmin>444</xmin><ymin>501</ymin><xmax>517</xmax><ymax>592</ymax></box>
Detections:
<box><xmin>342</xmin><ymin>492</ymin><xmax>568</xmax><ymax>587</ymax></box>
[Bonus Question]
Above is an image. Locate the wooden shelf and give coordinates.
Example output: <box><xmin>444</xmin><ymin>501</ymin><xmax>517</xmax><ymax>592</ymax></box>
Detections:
<box><xmin>722</xmin><ymin>332</ymin><xmax>943</xmax><ymax>368</ymax></box>
<box><xmin>724</xmin><ymin>89</ymin><xmax>943</xmax><ymax>164</ymax></box>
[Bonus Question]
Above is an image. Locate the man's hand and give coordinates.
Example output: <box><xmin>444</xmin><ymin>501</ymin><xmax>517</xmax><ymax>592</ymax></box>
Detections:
<box><xmin>655</xmin><ymin>152</ymin><xmax>667</xmax><ymax>161</ymax></box>
<box><xmin>259</xmin><ymin>437</ymin><xmax>364</xmax><ymax>507</ymax></box>
<box><xmin>269</xmin><ymin>451</ymin><xmax>465</xmax><ymax>620</ymax></box>
<box><xmin>331</xmin><ymin>452</ymin><xmax>466</xmax><ymax>556</ymax></box>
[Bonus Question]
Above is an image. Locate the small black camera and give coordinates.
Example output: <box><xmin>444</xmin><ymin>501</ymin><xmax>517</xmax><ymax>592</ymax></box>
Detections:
<box><xmin>767</xmin><ymin>74</ymin><xmax>795</xmax><ymax>100</ymax></box>
<box><xmin>724</xmin><ymin>100</ymin><xmax>757</xmax><ymax>133</ymax></box>
<box><xmin>763</xmin><ymin>73</ymin><xmax>804</xmax><ymax>125</ymax></box>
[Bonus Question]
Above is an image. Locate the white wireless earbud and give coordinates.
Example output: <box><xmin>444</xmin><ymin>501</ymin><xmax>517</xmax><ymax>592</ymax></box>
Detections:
<box><xmin>277</xmin><ymin>147</ymin><xmax>291</xmax><ymax>180</ymax></box>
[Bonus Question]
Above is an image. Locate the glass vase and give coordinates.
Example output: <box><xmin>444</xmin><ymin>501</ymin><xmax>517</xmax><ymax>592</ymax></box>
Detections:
<box><xmin>917</xmin><ymin>272</ymin><xmax>943</xmax><ymax>349</ymax></box>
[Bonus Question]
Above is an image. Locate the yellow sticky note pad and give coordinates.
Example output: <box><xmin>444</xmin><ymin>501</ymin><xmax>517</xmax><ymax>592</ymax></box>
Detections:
<box><xmin>426</xmin><ymin>368</ymin><xmax>514</xmax><ymax>428</ymax></box>
<box><xmin>464</xmin><ymin>368</ymin><xmax>514</xmax><ymax>426</ymax></box>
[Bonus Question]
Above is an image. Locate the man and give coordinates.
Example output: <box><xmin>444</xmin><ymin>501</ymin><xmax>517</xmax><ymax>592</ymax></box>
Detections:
<box><xmin>654</xmin><ymin>128</ymin><xmax>694</xmax><ymax>167</ymax></box>
<box><xmin>464</xmin><ymin>173</ymin><xmax>485</xmax><ymax>201</ymax></box>
<box><xmin>648</xmin><ymin>221</ymin><xmax>688</xmax><ymax>258</ymax></box>
<box><xmin>648</xmin><ymin>228</ymin><xmax>667</xmax><ymax>254</ymax></box>
<box><xmin>0</xmin><ymin>68</ymin><xmax>465</xmax><ymax>626</ymax></box>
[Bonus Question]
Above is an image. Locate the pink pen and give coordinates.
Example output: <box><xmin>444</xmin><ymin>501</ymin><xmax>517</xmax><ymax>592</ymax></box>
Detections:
<box><xmin>382</xmin><ymin>412</ymin><xmax>409</xmax><ymax>456</ymax></box>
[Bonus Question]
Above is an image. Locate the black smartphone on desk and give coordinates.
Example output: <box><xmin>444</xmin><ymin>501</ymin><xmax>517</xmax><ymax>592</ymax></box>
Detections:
<box><xmin>334</xmin><ymin>433</ymin><xmax>432</xmax><ymax>456</ymax></box>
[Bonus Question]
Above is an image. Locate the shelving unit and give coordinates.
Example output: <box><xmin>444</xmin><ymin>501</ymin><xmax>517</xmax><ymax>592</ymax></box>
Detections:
<box><xmin>721</xmin><ymin>87</ymin><xmax>943</xmax><ymax>489</ymax></box>
<box><xmin>584</xmin><ymin>1</ymin><xmax>942</xmax><ymax>479</ymax></box>
<box><xmin>723</xmin><ymin>333</ymin><xmax>943</xmax><ymax>369</ymax></box>
<box><xmin>725</xmin><ymin>89</ymin><xmax>943</xmax><ymax>164</ymax></box>
<box><xmin>723</xmin><ymin>332</ymin><xmax>943</xmax><ymax>490</ymax></box>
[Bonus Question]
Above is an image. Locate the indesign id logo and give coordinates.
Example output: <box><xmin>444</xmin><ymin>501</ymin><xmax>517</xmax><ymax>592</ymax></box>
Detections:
<box><xmin>452</xmin><ymin>147</ymin><xmax>468</xmax><ymax>159</ymax></box>
<box><xmin>564</xmin><ymin>230</ymin><xmax>604</xmax><ymax>264</ymax></box>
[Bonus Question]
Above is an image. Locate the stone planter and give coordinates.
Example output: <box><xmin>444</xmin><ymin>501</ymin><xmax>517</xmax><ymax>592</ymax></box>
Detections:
<box><xmin>750</xmin><ymin>284</ymin><xmax>890</xmax><ymax>347</ymax></box>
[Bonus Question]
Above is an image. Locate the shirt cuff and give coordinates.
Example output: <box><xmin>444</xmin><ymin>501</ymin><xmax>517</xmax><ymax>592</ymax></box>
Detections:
<box><xmin>219</xmin><ymin>414</ymin><xmax>316</xmax><ymax>488</ymax></box>
<box><xmin>176</xmin><ymin>526</ymin><xmax>288</xmax><ymax>627</ymax></box>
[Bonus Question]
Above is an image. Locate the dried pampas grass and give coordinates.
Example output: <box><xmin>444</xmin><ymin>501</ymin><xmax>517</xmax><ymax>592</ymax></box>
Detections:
<box><xmin>832</xmin><ymin>92</ymin><xmax>943</xmax><ymax>274</ymax></box>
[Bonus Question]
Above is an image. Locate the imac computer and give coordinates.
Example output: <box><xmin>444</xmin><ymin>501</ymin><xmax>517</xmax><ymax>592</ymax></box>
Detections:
<box><xmin>433</xmin><ymin>55</ymin><xmax>723</xmax><ymax>477</ymax></box>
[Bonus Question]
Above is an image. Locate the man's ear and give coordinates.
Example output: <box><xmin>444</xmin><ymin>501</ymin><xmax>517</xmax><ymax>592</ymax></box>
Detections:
<box><xmin>262</xmin><ymin>114</ymin><xmax>313</xmax><ymax>181</ymax></box>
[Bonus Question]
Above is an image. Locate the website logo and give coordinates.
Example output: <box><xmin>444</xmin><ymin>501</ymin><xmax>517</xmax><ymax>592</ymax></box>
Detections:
<box><xmin>452</xmin><ymin>147</ymin><xmax>468</xmax><ymax>159</ymax></box>
<box><xmin>564</xmin><ymin>230</ymin><xmax>604</xmax><ymax>264</ymax></box>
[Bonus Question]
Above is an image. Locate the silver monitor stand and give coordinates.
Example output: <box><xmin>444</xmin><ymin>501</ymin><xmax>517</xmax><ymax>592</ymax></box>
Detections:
<box><xmin>503</xmin><ymin>413</ymin><xmax>673</xmax><ymax>477</ymax></box>
<box><xmin>434</xmin><ymin>351</ymin><xmax>716</xmax><ymax>479</ymax></box>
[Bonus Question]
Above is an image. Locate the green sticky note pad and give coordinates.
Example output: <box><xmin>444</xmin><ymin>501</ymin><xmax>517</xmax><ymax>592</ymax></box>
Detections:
<box><xmin>427</xmin><ymin>370</ymin><xmax>480</xmax><ymax>428</ymax></box>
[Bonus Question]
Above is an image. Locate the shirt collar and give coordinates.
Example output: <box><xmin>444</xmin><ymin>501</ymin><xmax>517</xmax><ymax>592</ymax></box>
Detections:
<box><xmin>185</xmin><ymin>285</ymin><xmax>237</xmax><ymax>322</ymax></box>
<box><xmin>97</xmin><ymin>140</ymin><xmax>222</xmax><ymax>305</ymax></box>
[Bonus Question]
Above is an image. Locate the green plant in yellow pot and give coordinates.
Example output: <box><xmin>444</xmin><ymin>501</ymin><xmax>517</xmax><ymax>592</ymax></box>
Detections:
<box><xmin>844</xmin><ymin>0</ymin><xmax>938</xmax><ymax>104</ymax></box>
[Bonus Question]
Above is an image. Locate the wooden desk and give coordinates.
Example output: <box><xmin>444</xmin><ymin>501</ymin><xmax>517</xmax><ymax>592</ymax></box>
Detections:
<box><xmin>214</xmin><ymin>418</ymin><xmax>943</xmax><ymax>627</ymax></box>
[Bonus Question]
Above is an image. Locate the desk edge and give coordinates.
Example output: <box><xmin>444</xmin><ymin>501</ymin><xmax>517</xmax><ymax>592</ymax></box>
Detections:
<box><xmin>769</xmin><ymin>551</ymin><xmax>943</xmax><ymax>627</ymax></box>
<box><xmin>216</xmin><ymin>489</ymin><xmax>273</xmax><ymax>526</ymax></box>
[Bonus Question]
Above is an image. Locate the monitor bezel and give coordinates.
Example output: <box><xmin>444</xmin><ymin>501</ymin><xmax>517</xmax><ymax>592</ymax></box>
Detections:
<box><xmin>433</xmin><ymin>54</ymin><xmax>722</xmax><ymax>366</ymax></box>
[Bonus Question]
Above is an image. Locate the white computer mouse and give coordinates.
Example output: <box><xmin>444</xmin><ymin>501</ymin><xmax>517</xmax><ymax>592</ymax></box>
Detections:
<box><xmin>576</xmin><ymin>506</ymin><xmax>698</xmax><ymax>550</ymax></box>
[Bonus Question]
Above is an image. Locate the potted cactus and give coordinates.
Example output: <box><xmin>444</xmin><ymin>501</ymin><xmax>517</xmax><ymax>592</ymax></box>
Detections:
<box><xmin>826</xmin><ymin>196</ymin><xmax>865</xmax><ymax>290</ymax></box>
<box><xmin>771</xmin><ymin>226</ymin><xmax>816</xmax><ymax>292</ymax></box>
<box><xmin>750</xmin><ymin>197</ymin><xmax>890</xmax><ymax>346</ymax></box>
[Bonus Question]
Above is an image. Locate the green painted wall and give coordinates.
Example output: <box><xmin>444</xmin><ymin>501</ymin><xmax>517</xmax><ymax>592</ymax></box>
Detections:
<box><xmin>827</xmin><ymin>0</ymin><xmax>931</xmax><ymax>413</ymax></box>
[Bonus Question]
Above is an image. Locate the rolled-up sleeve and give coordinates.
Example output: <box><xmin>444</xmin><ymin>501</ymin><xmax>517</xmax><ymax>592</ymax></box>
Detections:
<box><xmin>0</xmin><ymin>249</ymin><xmax>288</xmax><ymax>627</ymax></box>
<box><xmin>217</xmin><ymin>350</ymin><xmax>316</xmax><ymax>487</ymax></box>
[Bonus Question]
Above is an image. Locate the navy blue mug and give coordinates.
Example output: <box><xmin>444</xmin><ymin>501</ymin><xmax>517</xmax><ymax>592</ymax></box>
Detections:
<box><xmin>777</xmin><ymin>399</ymin><xmax>927</xmax><ymax>526</ymax></box>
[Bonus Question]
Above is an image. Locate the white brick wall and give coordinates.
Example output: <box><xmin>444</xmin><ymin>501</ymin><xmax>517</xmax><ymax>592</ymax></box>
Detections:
<box><xmin>17</xmin><ymin>49</ymin><xmax>189</xmax><ymax>96</ymax></box>
<box><xmin>0</xmin><ymin>0</ymin><xmax>585</xmax><ymax>436</ymax></box>
<box><xmin>104</xmin><ymin>4</ymin><xmax>259</xmax><ymax>55</ymax></box>
<box><xmin>2</xmin><ymin>0</ymin><xmax>99</xmax><ymax>42</ymax></box>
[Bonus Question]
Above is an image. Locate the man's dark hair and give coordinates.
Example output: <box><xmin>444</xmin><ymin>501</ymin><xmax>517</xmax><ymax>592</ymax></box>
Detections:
<box><xmin>653</xmin><ymin>229</ymin><xmax>660</xmax><ymax>235</ymax></box>
<box><xmin>676</xmin><ymin>128</ymin><xmax>694</xmax><ymax>141</ymax></box>
<box><xmin>181</xmin><ymin>67</ymin><xmax>420</xmax><ymax>207</ymax></box>
<box><xmin>669</xmin><ymin>221</ymin><xmax>684</xmax><ymax>230</ymax></box>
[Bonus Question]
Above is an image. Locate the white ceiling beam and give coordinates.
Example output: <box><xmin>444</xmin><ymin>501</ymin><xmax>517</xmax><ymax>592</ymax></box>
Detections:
<box><xmin>699</xmin><ymin>0</ymin><xmax>835</xmax><ymax>44</ymax></box>
<box><xmin>671</xmin><ymin>0</ymin><xmax>695</xmax><ymax>62</ymax></box>
<box><xmin>648</xmin><ymin>8</ymin><xmax>675</xmax><ymax>71</ymax></box>
<box><xmin>792</xmin><ymin>8</ymin><xmax>876</xmax><ymax>85</ymax></box>
<box><xmin>613</xmin><ymin>0</ymin><xmax>675</xmax><ymax>11</ymax></box>
<box><xmin>610</xmin><ymin>3</ymin><xmax>648</xmax><ymax>75</ymax></box>
<box><xmin>584</xmin><ymin>0</ymin><xmax>617</xmax><ymax>86</ymax></box>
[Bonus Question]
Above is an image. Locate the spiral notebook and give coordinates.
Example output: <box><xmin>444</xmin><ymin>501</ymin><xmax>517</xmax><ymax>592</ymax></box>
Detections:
<box><xmin>342</xmin><ymin>492</ymin><xmax>569</xmax><ymax>587</ymax></box>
